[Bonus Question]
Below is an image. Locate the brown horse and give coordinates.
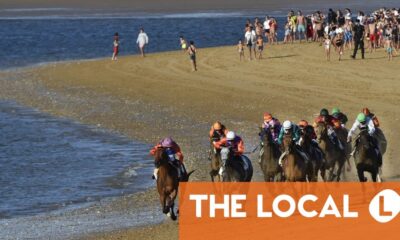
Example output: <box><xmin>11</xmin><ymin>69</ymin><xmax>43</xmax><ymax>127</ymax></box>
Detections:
<box><xmin>335</xmin><ymin>127</ymin><xmax>352</xmax><ymax>171</ymax></box>
<box><xmin>353</xmin><ymin>129</ymin><xmax>380</xmax><ymax>182</ymax></box>
<box><xmin>259</xmin><ymin>128</ymin><xmax>282</xmax><ymax>182</ymax></box>
<box><xmin>154</xmin><ymin>147</ymin><xmax>194</xmax><ymax>220</ymax></box>
<box><xmin>314</xmin><ymin>122</ymin><xmax>346</xmax><ymax>182</ymax></box>
<box><xmin>299</xmin><ymin>125</ymin><xmax>325</xmax><ymax>182</ymax></box>
<box><xmin>281</xmin><ymin>133</ymin><xmax>307</xmax><ymax>182</ymax></box>
<box><xmin>209</xmin><ymin>142</ymin><xmax>222</xmax><ymax>182</ymax></box>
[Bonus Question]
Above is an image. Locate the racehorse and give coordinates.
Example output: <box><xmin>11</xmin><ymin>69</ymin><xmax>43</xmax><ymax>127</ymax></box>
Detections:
<box><xmin>314</xmin><ymin>122</ymin><xmax>346</xmax><ymax>182</ymax></box>
<box><xmin>154</xmin><ymin>147</ymin><xmax>194</xmax><ymax>220</ymax></box>
<box><xmin>259</xmin><ymin>128</ymin><xmax>282</xmax><ymax>182</ymax></box>
<box><xmin>209</xmin><ymin>142</ymin><xmax>222</xmax><ymax>182</ymax></box>
<box><xmin>219</xmin><ymin>147</ymin><xmax>253</xmax><ymax>182</ymax></box>
<box><xmin>299</xmin><ymin>125</ymin><xmax>325</xmax><ymax>182</ymax></box>
<box><xmin>353</xmin><ymin>129</ymin><xmax>381</xmax><ymax>182</ymax></box>
<box><xmin>281</xmin><ymin>133</ymin><xmax>307</xmax><ymax>182</ymax></box>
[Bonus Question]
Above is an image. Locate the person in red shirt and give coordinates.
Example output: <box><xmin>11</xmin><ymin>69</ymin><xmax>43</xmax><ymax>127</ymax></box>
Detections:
<box><xmin>213</xmin><ymin>131</ymin><xmax>244</xmax><ymax>157</ymax></box>
<box><xmin>150</xmin><ymin>137</ymin><xmax>184</xmax><ymax>179</ymax></box>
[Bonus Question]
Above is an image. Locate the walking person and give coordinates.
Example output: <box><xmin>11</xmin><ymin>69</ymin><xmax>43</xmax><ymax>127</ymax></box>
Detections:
<box><xmin>351</xmin><ymin>19</ymin><xmax>365</xmax><ymax>59</ymax></box>
<box><xmin>187</xmin><ymin>41</ymin><xmax>197</xmax><ymax>71</ymax></box>
<box><xmin>136</xmin><ymin>27</ymin><xmax>149</xmax><ymax>57</ymax></box>
<box><xmin>111</xmin><ymin>32</ymin><xmax>119</xmax><ymax>61</ymax></box>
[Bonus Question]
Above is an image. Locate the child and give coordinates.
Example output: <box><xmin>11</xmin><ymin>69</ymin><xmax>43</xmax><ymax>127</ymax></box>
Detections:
<box><xmin>180</xmin><ymin>36</ymin><xmax>187</xmax><ymax>52</ymax></box>
<box><xmin>112</xmin><ymin>32</ymin><xmax>119</xmax><ymax>61</ymax></box>
<box><xmin>256</xmin><ymin>36</ymin><xmax>264</xmax><ymax>59</ymax></box>
<box><xmin>386</xmin><ymin>36</ymin><xmax>393</xmax><ymax>61</ymax></box>
<box><xmin>324</xmin><ymin>35</ymin><xmax>331</xmax><ymax>61</ymax></box>
<box><xmin>284</xmin><ymin>22</ymin><xmax>291</xmax><ymax>44</ymax></box>
<box><xmin>237</xmin><ymin>40</ymin><xmax>245</xmax><ymax>61</ymax></box>
<box><xmin>188</xmin><ymin>41</ymin><xmax>197</xmax><ymax>71</ymax></box>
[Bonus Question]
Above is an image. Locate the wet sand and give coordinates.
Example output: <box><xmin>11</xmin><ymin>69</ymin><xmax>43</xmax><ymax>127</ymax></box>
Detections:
<box><xmin>2</xmin><ymin>0</ymin><xmax>399</xmax><ymax>13</ymax></box>
<box><xmin>0</xmin><ymin>43</ymin><xmax>399</xmax><ymax>239</ymax></box>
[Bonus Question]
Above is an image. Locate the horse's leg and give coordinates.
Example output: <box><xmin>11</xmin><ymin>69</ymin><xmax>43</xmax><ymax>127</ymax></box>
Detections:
<box><xmin>371</xmin><ymin>171</ymin><xmax>377</xmax><ymax>183</ymax></box>
<box><xmin>170</xmin><ymin>202</ymin><xmax>177</xmax><ymax>221</ymax></box>
<box><xmin>161</xmin><ymin>194</ymin><xmax>169</xmax><ymax>214</ymax></box>
<box><xmin>336</xmin><ymin>160</ymin><xmax>345</xmax><ymax>182</ymax></box>
<box><xmin>357</xmin><ymin>166</ymin><xmax>367</xmax><ymax>182</ymax></box>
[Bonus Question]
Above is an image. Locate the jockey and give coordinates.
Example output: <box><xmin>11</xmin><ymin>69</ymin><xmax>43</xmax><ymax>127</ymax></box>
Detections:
<box><xmin>213</xmin><ymin>131</ymin><xmax>244</xmax><ymax>157</ymax></box>
<box><xmin>277</xmin><ymin>121</ymin><xmax>309</xmax><ymax>166</ymax></box>
<box><xmin>209</xmin><ymin>121</ymin><xmax>229</xmax><ymax>141</ymax></box>
<box><xmin>260</xmin><ymin>112</ymin><xmax>281</xmax><ymax>143</ymax></box>
<box><xmin>277</xmin><ymin>120</ymin><xmax>300</xmax><ymax>145</ymax></box>
<box><xmin>331</xmin><ymin>107</ymin><xmax>348</xmax><ymax>127</ymax></box>
<box><xmin>362</xmin><ymin>107</ymin><xmax>380</xmax><ymax>127</ymax></box>
<box><xmin>347</xmin><ymin>113</ymin><xmax>382</xmax><ymax>167</ymax></box>
<box><xmin>150</xmin><ymin>137</ymin><xmax>185</xmax><ymax>180</ymax></box>
<box><xmin>298</xmin><ymin>120</ymin><xmax>324</xmax><ymax>163</ymax></box>
<box><xmin>314</xmin><ymin>108</ymin><xmax>344</xmax><ymax>150</ymax></box>
<box><xmin>347</xmin><ymin>113</ymin><xmax>375</xmax><ymax>142</ymax></box>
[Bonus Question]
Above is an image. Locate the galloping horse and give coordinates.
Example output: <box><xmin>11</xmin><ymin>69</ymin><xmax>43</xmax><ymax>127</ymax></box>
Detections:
<box><xmin>259</xmin><ymin>128</ymin><xmax>282</xmax><ymax>182</ymax></box>
<box><xmin>281</xmin><ymin>133</ymin><xmax>307</xmax><ymax>182</ymax></box>
<box><xmin>353</xmin><ymin>129</ymin><xmax>380</xmax><ymax>182</ymax></box>
<box><xmin>220</xmin><ymin>147</ymin><xmax>253</xmax><ymax>182</ymax></box>
<box><xmin>209</xmin><ymin>142</ymin><xmax>222</xmax><ymax>182</ymax></box>
<box><xmin>299</xmin><ymin>125</ymin><xmax>325</xmax><ymax>182</ymax></box>
<box><xmin>314</xmin><ymin>122</ymin><xmax>346</xmax><ymax>182</ymax></box>
<box><xmin>153</xmin><ymin>147</ymin><xmax>194</xmax><ymax>220</ymax></box>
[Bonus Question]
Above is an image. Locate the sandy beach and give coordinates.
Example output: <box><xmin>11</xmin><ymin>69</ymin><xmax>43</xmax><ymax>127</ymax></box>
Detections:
<box><xmin>0</xmin><ymin>43</ymin><xmax>399</xmax><ymax>239</ymax></box>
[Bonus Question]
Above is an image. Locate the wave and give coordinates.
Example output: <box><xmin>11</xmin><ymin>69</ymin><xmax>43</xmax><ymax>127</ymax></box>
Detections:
<box><xmin>0</xmin><ymin>8</ymin><xmax>72</xmax><ymax>12</ymax></box>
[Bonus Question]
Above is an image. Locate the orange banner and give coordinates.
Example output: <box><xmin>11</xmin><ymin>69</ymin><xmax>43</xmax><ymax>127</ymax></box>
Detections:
<box><xmin>179</xmin><ymin>182</ymin><xmax>400</xmax><ymax>240</ymax></box>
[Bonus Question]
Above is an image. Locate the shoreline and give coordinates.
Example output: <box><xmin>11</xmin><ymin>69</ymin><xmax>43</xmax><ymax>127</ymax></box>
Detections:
<box><xmin>0</xmin><ymin>43</ymin><xmax>399</xmax><ymax>239</ymax></box>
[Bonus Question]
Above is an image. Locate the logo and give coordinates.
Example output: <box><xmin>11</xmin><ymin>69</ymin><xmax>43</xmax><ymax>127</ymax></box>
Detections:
<box><xmin>369</xmin><ymin>189</ymin><xmax>400</xmax><ymax>223</ymax></box>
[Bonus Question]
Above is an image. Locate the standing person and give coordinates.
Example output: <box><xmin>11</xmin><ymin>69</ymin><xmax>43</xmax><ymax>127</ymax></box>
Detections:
<box><xmin>344</xmin><ymin>20</ymin><xmax>353</xmax><ymax>50</ymax></box>
<box><xmin>297</xmin><ymin>11</ymin><xmax>307</xmax><ymax>42</ymax></box>
<box><xmin>324</xmin><ymin>35</ymin><xmax>331</xmax><ymax>61</ymax></box>
<box><xmin>245</xmin><ymin>26</ymin><xmax>256</xmax><ymax>60</ymax></box>
<box><xmin>368</xmin><ymin>17</ymin><xmax>377</xmax><ymax>53</ymax></box>
<box><xmin>187</xmin><ymin>41</ymin><xmax>197</xmax><ymax>71</ymax></box>
<box><xmin>237</xmin><ymin>39</ymin><xmax>245</xmax><ymax>61</ymax></box>
<box><xmin>264</xmin><ymin>16</ymin><xmax>271</xmax><ymax>44</ymax></box>
<box><xmin>351</xmin><ymin>19</ymin><xmax>365</xmax><ymax>59</ymax></box>
<box><xmin>111</xmin><ymin>32</ymin><xmax>119</xmax><ymax>61</ymax></box>
<box><xmin>136</xmin><ymin>27</ymin><xmax>149</xmax><ymax>57</ymax></box>
<box><xmin>289</xmin><ymin>11</ymin><xmax>297</xmax><ymax>43</ymax></box>
<box><xmin>328</xmin><ymin>8</ymin><xmax>337</xmax><ymax>25</ymax></box>
<box><xmin>179</xmin><ymin>36</ymin><xmax>188</xmax><ymax>52</ymax></box>
<box><xmin>256</xmin><ymin>35</ymin><xmax>264</xmax><ymax>59</ymax></box>
<box><xmin>270</xmin><ymin>18</ymin><xmax>278</xmax><ymax>44</ymax></box>
<box><xmin>386</xmin><ymin>35</ymin><xmax>394</xmax><ymax>61</ymax></box>
<box><xmin>334</xmin><ymin>28</ymin><xmax>345</xmax><ymax>61</ymax></box>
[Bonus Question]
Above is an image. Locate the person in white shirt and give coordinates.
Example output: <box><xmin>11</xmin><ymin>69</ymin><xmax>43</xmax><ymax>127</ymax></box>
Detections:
<box><xmin>136</xmin><ymin>27</ymin><xmax>149</xmax><ymax>57</ymax></box>
<box><xmin>244</xmin><ymin>26</ymin><xmax>257</xmax><ymax>60</ymax></box>
<box><xmin>347</xmin><ymin>113</ymin><xmax>375</xmax><ymax>143</ymax></box>
<box><xmin>263</xmin><ymin>16</ymin><xmax>271</xmax><ymax>43</ymax></box>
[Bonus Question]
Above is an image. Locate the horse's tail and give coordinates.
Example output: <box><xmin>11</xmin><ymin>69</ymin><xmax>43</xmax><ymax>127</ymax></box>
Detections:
<box><xmin>182</xmin><ymin>170</ymin><xmax>196</xmax><ymax>182</ymax></box>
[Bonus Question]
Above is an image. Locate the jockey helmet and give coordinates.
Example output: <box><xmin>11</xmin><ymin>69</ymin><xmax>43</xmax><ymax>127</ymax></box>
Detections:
<box><xmin>226</xmin><ymin>131</ymin><xmax>236</xmax><ymax>141</ymax></box>
<box><xmin>357</xmin><ymin>113</ymin><xmax>366</xmax><ymax>123</ymax></box>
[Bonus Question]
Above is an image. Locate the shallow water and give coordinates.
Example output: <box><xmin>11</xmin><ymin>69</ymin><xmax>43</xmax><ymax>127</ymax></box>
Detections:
<box><xmin>0</xmin><ymin>101</ymin><xmax>153</xmax><ymax>218</ymax></box>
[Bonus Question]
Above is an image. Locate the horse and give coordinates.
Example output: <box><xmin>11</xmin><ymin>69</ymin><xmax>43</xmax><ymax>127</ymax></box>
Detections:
<box><xmin>334</xmin><ymin>126</ymin><xmax>352</xmax><ymax>171</ymax></box>
<box><xmin>153</xmin><ymin>147</ymin><xmax>194</xmax><ymax>220</ymax></box>
<box><xmin>220</xmin><ymin>147</ymin><xmax>253</xmax><ymax>182</ymax></box>
<box><xmin>353</xmin><ymin>129</ymin><xmax>381</xmax><ymax>182</ymax></box>
<box><xmin>259</xmin><ymin>128</ymin><xmax>282</xmax><ymax>182</ymax></box>
<box><xmin>314</xmin><ymin>122</ymin><xmax>346</xmax><ymax>182</ymax></box>
<box><xmin>209</xmin><ymin>141</ymin><xmax>222</xmax><ymax>182</ymax></box>
<box><xmin>281</xmin><ymin>133</ymin><xmax>307</xmax><ymax>182</ymax></box>
<box><xmin>299</xmin><ymin>125</ymin><xmax>325</xmax><ymax>182</ymax></box>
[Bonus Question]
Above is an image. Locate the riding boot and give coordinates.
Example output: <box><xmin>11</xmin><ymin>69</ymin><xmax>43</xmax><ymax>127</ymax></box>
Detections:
<box><xmin>153</xmin><ymin>168</ymin><xmax>159</xmax><ymax>180</ymax></box>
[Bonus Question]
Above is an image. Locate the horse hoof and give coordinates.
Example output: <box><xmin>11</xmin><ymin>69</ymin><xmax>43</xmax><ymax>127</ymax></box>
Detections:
<box><xmin>171</xmin><ymin>215</ymin><xmax>177</xmax><ymax>221</ymax></box>
<box><xmin>166</xmin><ymin>212</ymin><xmax>171</xmax><ymax>217</ymax></box>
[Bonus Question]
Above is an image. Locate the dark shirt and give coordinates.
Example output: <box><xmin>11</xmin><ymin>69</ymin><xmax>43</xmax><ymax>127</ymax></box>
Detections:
<box><xmin>353</xmin><ymin>24</ymin><xmax>365</xmax><ymax>40</ymax></box>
